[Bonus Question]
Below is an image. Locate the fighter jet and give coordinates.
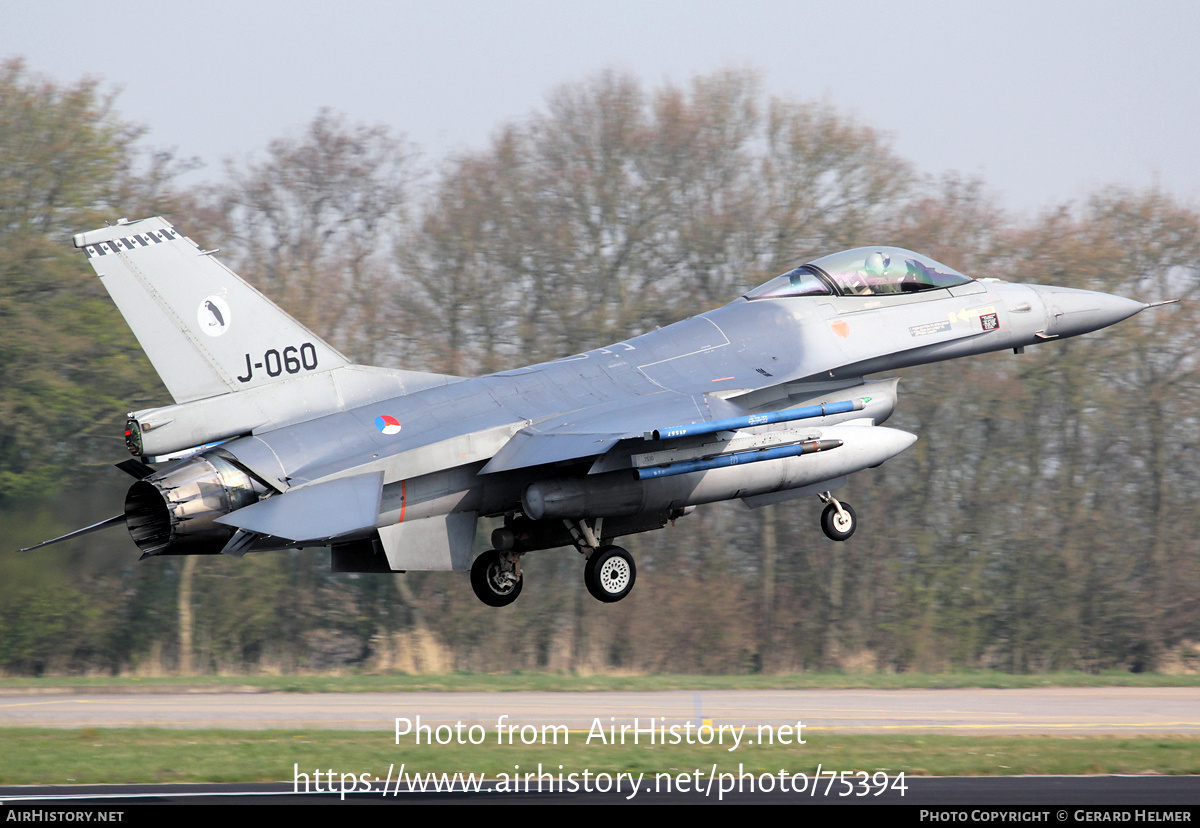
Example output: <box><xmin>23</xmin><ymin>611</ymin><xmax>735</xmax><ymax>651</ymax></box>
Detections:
<box><xmin>25</xmin><ymin>217</ymin><xmax>1165</xmax><ymax>606</ymax></box>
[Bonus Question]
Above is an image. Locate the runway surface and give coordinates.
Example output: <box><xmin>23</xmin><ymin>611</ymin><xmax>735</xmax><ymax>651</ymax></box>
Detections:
<box><xmin>1</xmin><ymin>687</ymin><xmax>1198</xmax><ymax>734</ymax></box>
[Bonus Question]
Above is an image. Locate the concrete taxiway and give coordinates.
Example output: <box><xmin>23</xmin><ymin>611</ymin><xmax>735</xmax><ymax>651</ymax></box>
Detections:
<box><xmin>1</xmin><ymin>687</ymin><xmax>1197</xmax><ymax>734</ymax></box>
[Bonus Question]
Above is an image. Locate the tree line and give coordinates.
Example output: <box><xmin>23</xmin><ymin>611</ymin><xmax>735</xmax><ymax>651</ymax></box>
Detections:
<box><xmin>2</xmin><ymin>59</ymin><xmax>1198</xmax><ymax>675</ymax></box>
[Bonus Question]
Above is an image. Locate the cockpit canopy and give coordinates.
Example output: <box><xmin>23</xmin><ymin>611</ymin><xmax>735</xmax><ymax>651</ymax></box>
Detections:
<box><xmin>746</xmin><ymin>247</ymin><xmax>973</xmax><ymax>300</ymax></box>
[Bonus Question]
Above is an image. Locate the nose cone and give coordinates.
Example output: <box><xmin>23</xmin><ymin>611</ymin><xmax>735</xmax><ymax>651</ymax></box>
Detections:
<box><xmin>1030</xmin><ymin>286</ymin><xmax>1146</xmax><ymax>339</ymax></box>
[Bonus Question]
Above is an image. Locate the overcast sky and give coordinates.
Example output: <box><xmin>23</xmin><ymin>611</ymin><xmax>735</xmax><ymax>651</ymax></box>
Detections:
<box><xmin>6</xmin><ymin>0</ymin><xmax>1198</xmax><ymax>216</ymax></box>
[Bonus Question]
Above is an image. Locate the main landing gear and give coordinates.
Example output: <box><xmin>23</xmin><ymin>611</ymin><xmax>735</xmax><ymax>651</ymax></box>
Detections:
<box><xmin>468</xmin><ymin>518</ymin><xmax>640</xmax><ymax>606</ymax></box>
<box><xmin>818</xmin><ymin>491</ymin><xmax>856</xmax><ymax>541</ymax></box>
<box><xmin>470</xmin><ymin>519</ymin><xmax>640</xmax><ymax>607</ymax></box>
<box><xmin>583</xmin><ymin>545</ymin><xmax>636</xmax><ymax>603</ymax></box>
<box><xmin>565</xmin><ymin>518</ymin><xmax>637</xmax><ymax>603</ymax></box>
<box><xmin>470</xmin><ymin>548</ymin><xmax>523</xmax><ymax>607</ymax></box>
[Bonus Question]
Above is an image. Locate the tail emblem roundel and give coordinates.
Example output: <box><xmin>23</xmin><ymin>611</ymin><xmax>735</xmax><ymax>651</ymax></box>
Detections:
<box><xmin>197</xmin><ymin>296</ymin><xmax>231</xmax><ymax>337</ymax></box>
<box><xmin>376</xmin><ymin>415</ymin><xmax>402</xmax><ymax>435</ymax></box>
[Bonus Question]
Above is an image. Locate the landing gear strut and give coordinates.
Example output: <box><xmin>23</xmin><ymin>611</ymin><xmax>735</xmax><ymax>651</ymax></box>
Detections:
<box><xmin>818</xmin><ymin>492</ymin><xmax>856</xmax><ymax>541</ymax></box>
<box><xmin>470</xmin><ymin>549</ymin><xmax>523</xmax><ymax>606</ymax></box>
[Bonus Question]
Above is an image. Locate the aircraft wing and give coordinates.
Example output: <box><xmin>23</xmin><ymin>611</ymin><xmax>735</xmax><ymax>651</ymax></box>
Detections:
<box><xmin>479</xmin><ymin>376</ymin><xmax>894</xmax><ymax>476</ymax></box>
<box><xmin>480</xmin><ymin>391</ymin><xmax>748</xmax><ymax>474</ymax></box>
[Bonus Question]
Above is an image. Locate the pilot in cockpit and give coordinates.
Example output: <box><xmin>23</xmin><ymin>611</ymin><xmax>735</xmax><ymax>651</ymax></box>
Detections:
<box><xmin>842</xmin><ymin>251</ymin><xmax>890</xmax><ymax>295</ymax></box>
<box><xmin>863</xmin><ymin>251</ymin><xmax>890</xmax><ymax>290</ymax></box>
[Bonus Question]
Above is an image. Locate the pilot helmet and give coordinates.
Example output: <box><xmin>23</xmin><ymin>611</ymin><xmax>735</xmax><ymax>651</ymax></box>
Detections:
<box><xmin>864</xmin><ymin>251</ymin><xmax>891</xmax><ymax>276</ymax></box>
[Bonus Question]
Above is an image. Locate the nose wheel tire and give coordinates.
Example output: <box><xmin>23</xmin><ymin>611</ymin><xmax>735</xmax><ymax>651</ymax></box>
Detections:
<box><xmin>820</xmin><ymin>501</ymin><xmax>857</xmax><ymax>542</ymax></box>
<box><xmin>471</xmin><ymin>549</ymin><xmax>523</xmax><ymax>606</ymax></box>
<box><xmin>584</xmin><ymin>545</ymin><xmax>636</xmax><ymax>603</ymax></box>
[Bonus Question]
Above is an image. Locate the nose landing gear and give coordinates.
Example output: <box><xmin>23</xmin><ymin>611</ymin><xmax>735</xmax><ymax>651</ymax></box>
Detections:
<box><xmin>818</xmin><ymin>492</ymin><xmax>856</xmax><ymax>541</ymax></box>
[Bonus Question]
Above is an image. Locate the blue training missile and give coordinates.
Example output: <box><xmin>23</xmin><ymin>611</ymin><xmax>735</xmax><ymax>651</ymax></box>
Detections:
<box><xmin>634</xmin><ymin>438</ymin><xmax>843</xmax><ymax>480</ymax></box>
<box><xmin>650</xmin><ymin>398</ymin><xmax>867</xmax><ymax>441</ymax></box>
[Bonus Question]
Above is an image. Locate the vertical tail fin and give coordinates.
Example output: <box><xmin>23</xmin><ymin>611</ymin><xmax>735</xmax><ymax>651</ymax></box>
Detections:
<box><xmin>74</xmin><ymin>217</ymin><xmax>349</xmax><ymax>404</ymax></box>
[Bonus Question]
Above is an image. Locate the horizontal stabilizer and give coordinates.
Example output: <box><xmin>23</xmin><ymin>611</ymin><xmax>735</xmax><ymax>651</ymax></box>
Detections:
<box><xmin>115</xmin><ymin>459</ymin><xmax>156</xmax><ymax>479</ymax></box>
<box><xmin>219</xmin><ymin>529</ymin><xmax>260</xmax><ymax>558</ymax></box>
<box><xmin>216</xmin><ymin>472</ymin><xmax>382</xmax><ymax>542</ymax></box>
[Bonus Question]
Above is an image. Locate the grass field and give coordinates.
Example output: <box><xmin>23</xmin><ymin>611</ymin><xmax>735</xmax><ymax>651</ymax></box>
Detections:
<box><xmin>1</xmin><ymin>728</ymin><xmax>1197</xmax><ymax>785</ymax></box>
<box><xmin>2</xmin><ymin>670</ymin><xmax>1199</xmax><ymax>693</ymax></box>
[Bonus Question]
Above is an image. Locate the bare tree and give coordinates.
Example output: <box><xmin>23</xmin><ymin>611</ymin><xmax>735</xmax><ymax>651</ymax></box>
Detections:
<box><xmin>203</xmin><ymin>110</ymin><xmax>419</xmax><ymax>365</ymax></box>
